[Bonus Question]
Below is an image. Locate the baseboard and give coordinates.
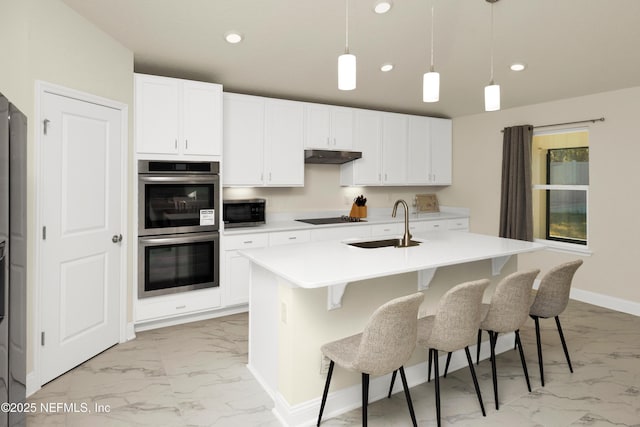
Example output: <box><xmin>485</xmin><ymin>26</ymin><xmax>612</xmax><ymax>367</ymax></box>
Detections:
<box><xmin>533</xmin><ymin>279</ymin><xmax>640</xmax><ymax>317</ymax></box>
<box><xmin>125</xmin><ymin>322</ymin><xmax>136</xmax><ymax>342</ymax></box>
<box><xmin>134</xmin><ymin>304</ymin><xmax>248</xmax><ymax>332</ymax></box>
<box><xmin>272</xmin><ymin>335</ymin><xmax>514</xmax><ymax>426</ymax></box>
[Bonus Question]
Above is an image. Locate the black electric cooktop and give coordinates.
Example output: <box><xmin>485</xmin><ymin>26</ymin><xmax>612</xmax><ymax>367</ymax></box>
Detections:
<box><xmin>295</xmin><ymin>216</ymin><xmax>367</xmax><ymax>225</ymax></box>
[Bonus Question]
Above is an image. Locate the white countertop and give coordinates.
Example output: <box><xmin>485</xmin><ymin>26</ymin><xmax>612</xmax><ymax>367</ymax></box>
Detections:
<box><xmin>222</xmin><ymin>209</ymin><xmax>468</xmax><ymax>235</ymax></box>
<box><xmin>239</xmin><ymin>231</ymin><xmax>545</xmax><ymax>288</ymax></box>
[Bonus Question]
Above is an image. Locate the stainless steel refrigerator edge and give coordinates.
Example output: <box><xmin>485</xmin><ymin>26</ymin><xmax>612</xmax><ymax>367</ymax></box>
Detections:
<box><xmin>0</xmin><ymin>93</ymin><xmax>27</xmax><ymax>426</ymax></box>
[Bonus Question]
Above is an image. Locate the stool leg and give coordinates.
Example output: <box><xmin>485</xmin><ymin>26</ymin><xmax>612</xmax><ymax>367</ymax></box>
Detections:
<box><xmin>476</xmin><ymin>329</ymin><xmax>482</xmax><ymax>365</ymax></box>
<box><xmin>555</xmin><ymin>316</ymin><xmax>573</xmax><ymax>373</ymax></box>
<box><xmin>489</xmin><ymin>331</ymin><xmax>499</xmax><ymax>410</ymax></box>
<box><xmin>399</xmin><ymin>366</ymin><xmax>418</xmax><ymax>427</ymax></box>
<box><xmin>388</xmin><ymin>370</ymin><xmax>397</xmax><ymax>398</ymax></box>
<box><xmin>432</xmin><ymin>349</ymin><xmax>441</xmax><ymax>427</ymax></box>
<box><xmin>464</xmin><ymin>346</ymin><xmax>486</xmax><ymax>416</ymax></box>
<box><xmin>443</xmin><ymin>352</ymin><xmax>452</xmax><ymax>377</ymax></box>
<box><xmin>427</xmin><ymin>348</ymin><xmax>432</xmax><ymax>382</ymax></box>
<box><xmin>317</xmin><ymin>360</ymin><xmax>334</xmax><ymax>426</ymax></box>
<box><xmin>362</xmin><ymin>373</ymin><xmax>369</xmax><ymax>427</ymax></box>
<box><xmin>515</xmin><ymin>330</ymin><xmax>532</xmax><ymax>392</ymax></box>
<box><xmin>532</xmin><ymin>315</ymin><xmax>545</xmax><ymax>387</ymax></box>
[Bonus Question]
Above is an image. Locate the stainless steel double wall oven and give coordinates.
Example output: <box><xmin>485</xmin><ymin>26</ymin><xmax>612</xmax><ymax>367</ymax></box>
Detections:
<box><xmin>138</xmin><ymin>160</ymin><xmax>220</xmax><ymax>298</ymax></box>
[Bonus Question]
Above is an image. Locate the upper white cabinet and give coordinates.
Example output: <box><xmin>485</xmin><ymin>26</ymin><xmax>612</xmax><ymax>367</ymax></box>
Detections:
<box><xmin>304</xmin><ymin>104</ymin><xmax>354</xmax><ymax>150</ymax></box>
<box><xmin>135</xmin><ymin>73</ymin><xmax>222</xmax><ymax>157</ymax></box>
<box><xmin>223</xmin><ymin>93</ymin><xmax>304</xmax><ymax>187</ymax></box>
<box><xmin>342</xmin><ymin>110</ymin><xmax>452</xmax><ymax>186</ymax></box>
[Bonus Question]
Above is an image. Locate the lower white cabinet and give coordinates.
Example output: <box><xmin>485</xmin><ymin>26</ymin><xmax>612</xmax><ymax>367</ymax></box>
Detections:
<box><xmin>136</xmin><ymin>287</ymin><xmax>222</xmax><ymax>322</ymax></box>
<box><xmin>223</xmin><ymin>233</ymin><xmax>269</xmax><ymax>307</ymax></box>
<box><xmin>310</xmin><ymin>225</ymin><xmax>371</xmax><ymax>242</ymax></box>
<box><xmin>268</xmin><ymin>229</ymin><xmax>311</xmax><ymax>246</ymax></box>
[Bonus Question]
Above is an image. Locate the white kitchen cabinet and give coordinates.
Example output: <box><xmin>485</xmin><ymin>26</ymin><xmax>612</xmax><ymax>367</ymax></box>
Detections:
<box><xmin>269</xmin><ymin>229</ymin><xmax>311</xmax><ymax>246</ymax></box>
<box><xmin>407</xmin><ymin>116</ymin><xmax>452</xmax><ymax>185</ymax></box>
<box><xmin>381</xmin><ymin>113</ymin><xmax>408</xmax><ymax>185</ymax></box>
<box><xmin>447</xmin><ymin>218</ymin><xmax>469</xmax><ymax>231</ymax></box>
<box><xmin>340</xmin><ymin>109</ymin><xmax>383</xmax><ymax>186</ymax></box>
<box><xmin>223</xmin><ymin>233</ymin><xmax>269</xmax><ymax>307</ymax></box>
<box><xmin>223</xmin><ymin>93</ymin><xmax>264</xmax><ymax>186</ymax></box>
<box><xmin>429</xmin><ymin>118</ymin><xmax>453</xmax><ymax>185</ymax></box>
<box><xmin>371</xmin><ymin>222</ymin><xmax>404</xmax><ymax>237</ymax></box>
<box><xmin>264</xmin><ymin>99</ymin><xmax>305</xmax><ymax>186</ymax></box>
<box><xmin>135</xmin><ymin>73</ymin><xmax>222</xmax><ymax>157</ymax></box>
<box><xmin>310</xmin><ymin>225</ymin><xmax>372</xmax><ymax>242</ymax></box>
<box><xmin>304</xmin><ymin>104</ymin><xmax>354</xmax><ymax>150</ymax></box>
<box><xmin>223</xmin><ymin>94</ymin><xmax>304</xmax><ymax>187</ymax></box>
<box><xmin>136</xmin><ymin>288</ymin><xmax>222</xmax><ymax>322</ymax></box>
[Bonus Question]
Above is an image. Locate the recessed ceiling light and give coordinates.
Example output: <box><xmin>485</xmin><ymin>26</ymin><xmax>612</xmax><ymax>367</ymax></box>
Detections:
<box><xmin>374</xmin><ymin>1</ymin><xmax>392</xmax><ymax>14</ymax></box>
<box><xmin>225</xmin><ymin>32</ymin><xmax>243</xmax><ymax>44</ymax></box>
<box><xmin>510</xmin><ymin>62</ymin><xmax>526</xmax><ymax>71</ymax></box>
<box><xmin>380</xmin><ymin>63</ymin><xmax>394</xmax><ymax>72</ymax></box>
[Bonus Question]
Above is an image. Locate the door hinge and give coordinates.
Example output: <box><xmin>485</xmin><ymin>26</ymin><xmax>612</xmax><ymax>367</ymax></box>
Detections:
<box><xmin>43</xmin><ymin>119</ymin><xmax>50</xmax><ymax>135</ymax></box>
<box><xmin>42</xmin><ymin>226</ymin><xmax>47</xmax><ymax>240</ymax></box>
<box><xmin>41</xmin><ymin>331</ymin><xmax>45</xmax><ymax>346</ymax></box>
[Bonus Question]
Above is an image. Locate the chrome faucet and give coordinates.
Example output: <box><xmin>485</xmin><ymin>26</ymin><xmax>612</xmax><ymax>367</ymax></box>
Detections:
<box><xmin>392</xmin><ymin>199</ymin><xmax>413</xmax><ymax>247</ymax></box>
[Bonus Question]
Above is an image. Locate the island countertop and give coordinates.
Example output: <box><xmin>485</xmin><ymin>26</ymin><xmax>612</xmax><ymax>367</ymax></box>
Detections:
<box><xmin>239</xmin><ymin>230</ymin><xmax>545</xmax><ymax>289</ymax></box>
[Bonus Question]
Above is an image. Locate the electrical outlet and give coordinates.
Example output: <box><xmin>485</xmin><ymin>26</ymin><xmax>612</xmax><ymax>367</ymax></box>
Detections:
<box><xmin>320</xmin><ymin>354</ymin><xmax>331</xmax><ymax>374</ymax></box>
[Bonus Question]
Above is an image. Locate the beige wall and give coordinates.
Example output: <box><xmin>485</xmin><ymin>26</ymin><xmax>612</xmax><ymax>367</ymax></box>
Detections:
<box><xmin>440</xmin><ymin>87</ymin><xmax>640</xmax><ymax>304</ymax></box>
<box><xmin>0</xmin><ymin>0</ymin><xmax>134</xmax><ymax>374</ymax></box>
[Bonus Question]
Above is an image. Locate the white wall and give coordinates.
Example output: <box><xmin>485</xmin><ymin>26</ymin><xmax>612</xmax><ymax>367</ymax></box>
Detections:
<box><xmin>0</xmin><ymin>0</ymin><xmax>134</xmax><ymax>374</ymax></box>
<box><xmin>440</xmin><ymin>87</ymin><xmax>640</xmax><ymax>305</ymax></box>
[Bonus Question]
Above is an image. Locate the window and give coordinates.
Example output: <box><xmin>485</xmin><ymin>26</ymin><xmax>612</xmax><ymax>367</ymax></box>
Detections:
<box><xmin>532</xmin><ymin>130</ymin><xmax>589</xmax><ymax>248</ymax></box>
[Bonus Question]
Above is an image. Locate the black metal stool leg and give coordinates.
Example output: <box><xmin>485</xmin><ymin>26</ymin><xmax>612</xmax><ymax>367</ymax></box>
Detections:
<box><xmin>515</xmin><ymin>330</ymin><xmax>532</xmax><ymax>392</ymax></box>
<box><xmin>489</xmin><ymin>331</ymin><xmax>499</xmax><ymax>410</ymax></box>
<box><xmin>464</xmin><ymin>346</ymin><xmax>486</xmax><ymax>416</ymax></box>
<box><xmin>476</xmin><ymin>329</ymin><xmax>482</xmax><ymax>364</ymax></box>
<box><xmin>555</xmin><ymin>316</ymin><xmax>573</xmax><ymax>373</ymax></box>
<box><xmin>362</xmin><ymin>373</ymin><xmax>369</xmax><ymax>427</ymax></box>
<box><xmin>443</xmin><ymin>352</ymin><xmax>452</xmax><ymax>377</ymax></box>
<box><xmin>432</xmin><ymin>349</ymin><xmax>441</xmax><ymax>427</ymax></box>
<box><xmin>428</xmin><ymin>348</ymin><xmax>432</xmax><ymax>382</ymax></box>
<box><xmin>532</xmin><ymin>315</ymin><xmax>545</xmax><ymax>387</ymax></box>
<box><xmin>317</xmin><ymin>360</ymin><xmax>334</xmax><ymax>426</ymax></box>
<box><xmin>388</xmin><ymin>370</ymin><xmax>397</xmax><ymax>398</ymax></box>
<box><xmin>399</xmin><ymin>366</ymin><xmax>418</xmax><ymax>427</ymax></box>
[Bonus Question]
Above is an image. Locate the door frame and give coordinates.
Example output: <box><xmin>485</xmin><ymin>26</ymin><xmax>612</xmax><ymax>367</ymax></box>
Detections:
<box><xmin>30</xmin><ymin>81</ymin><xmax>129</xmax><ymax>394</ymax></box>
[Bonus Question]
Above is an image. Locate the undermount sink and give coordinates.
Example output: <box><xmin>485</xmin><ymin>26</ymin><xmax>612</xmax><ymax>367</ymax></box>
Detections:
<box><xmin>346</xmin><ymin>238</ymin><xmax>421</xmax><ymax>249</ymax></box>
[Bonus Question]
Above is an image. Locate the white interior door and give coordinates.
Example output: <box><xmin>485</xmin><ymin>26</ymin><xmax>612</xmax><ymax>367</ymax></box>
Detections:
<box><xmin>40</xmin><ymin>91</ymin><xmax>123</xmax><ymax>384</ymax></box>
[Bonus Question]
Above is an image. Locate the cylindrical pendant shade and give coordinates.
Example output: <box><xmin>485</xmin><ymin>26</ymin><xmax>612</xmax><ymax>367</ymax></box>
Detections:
<box><xmin>423</xmin><ymin>71</ymin><xmax>440</xmax><ymax>103</ymax></box>
<box><xmin>484</xmin><ymin>83</ymin><xmax>501</xmax><ymax>111</ymax></box>
<box><xmin>338</xmin><ymin>53</ymin><xmax>356</xmax><ymax>91</ymax></box>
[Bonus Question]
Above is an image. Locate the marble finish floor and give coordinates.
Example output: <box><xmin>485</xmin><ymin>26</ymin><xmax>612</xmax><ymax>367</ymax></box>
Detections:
<box><xmin>28</xmin><ymin>299</ymin><xmax>640</xmax><ymax>426</ymax></box>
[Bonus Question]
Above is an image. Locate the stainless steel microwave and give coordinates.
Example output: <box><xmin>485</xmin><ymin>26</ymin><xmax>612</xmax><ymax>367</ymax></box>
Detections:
<box><xmin>223</xmin><ymin>199</ymin><xmax>266</xmax><ymax>228</ymax></box>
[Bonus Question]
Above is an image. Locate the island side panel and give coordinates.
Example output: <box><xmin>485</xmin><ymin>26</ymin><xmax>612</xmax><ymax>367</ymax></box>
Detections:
<box><xmin>277</xmin><ymin>257</ymin><xmax>517</xmax><ymax>407</ymax></box>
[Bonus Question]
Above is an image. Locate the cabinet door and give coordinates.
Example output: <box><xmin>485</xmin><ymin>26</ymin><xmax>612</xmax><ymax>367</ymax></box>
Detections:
<box><xmin>223</xmin><ymin>94</ymin><xmax>265</xmax><ymax>186</ymax></box>
<box><xmin>182</xmin><ymin>81</ymin><xmax>222</xmax><ymax>156</ymax></box>
<box><xmin>264</xmin><ymin>99</ymin><xmax>304</xmax><ymax>186</ymax></box>
<box><xmin>304</xmin><ymin>104</ymin><xmax>331</xmax><ymax>148</ymax></box>
<box><xmin>430</xmin><ymin>118</ymin><xmax>452</xmax><ymax>184</ymax></box>
<box><xmin>135</xmin><ymin>74</ymin><xmax>179</xmax><ymax>154</ymax></box>
<box><xmin>381</xmin><ymin>113</ymin><xmax>408</xmax><ymax>185</ymax></box>
<box><xmin>330</xmin><ymin>106</ymin><xmax>354</xmax><ymax>149</ymax></box>
<box><xmin>342</xmin><ymin>109</ymin><xmax>382</xmax><ymax>185</ymax></box>
<box><xmin>407</xmin><ymin>115</ymin><xmax>431</xmax><ymax>184</ymax></box>
<box><xmin>224</xmin><ymin>251</ymin><xmax>251</xmax><ymax>306</ymax></box>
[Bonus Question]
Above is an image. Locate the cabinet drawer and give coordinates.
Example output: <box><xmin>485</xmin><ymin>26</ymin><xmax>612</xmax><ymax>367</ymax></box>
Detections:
<box><xmin>269</xmin><ymin>230</ymin><xmax>311</xmax><ymax>246</ymax></box>
<box><xmin>224</xmin><ymin>233</ymin><xmax>269</xmax><ymax>250</ymax></box>
<box><xmin>310</xmin><ymin>225</ymin><xmax>372</xmax><ymax>242</ymax></box>
<box><xmin>447</xmin><ymin>218</ymin><xmax>470</xmax><ymax>231</ymax></box>
<box><xmin>136</xmin><ymin>288</ymin><xmax>221</xmax><ymax>322</ymax></box>
<box><xmin>423</xmin><ymin>220</ymin><xmax>447</xmax><ymax>231</ymax></box>
<box><xmin>371</xmin><ymin>223</ymin><xmax>403</xmax><ymax>236</ymax></box>
<box><xmin>408</xmin><ymin>222</ymin><xmax>430</xmax><ymax>233</ymax></box>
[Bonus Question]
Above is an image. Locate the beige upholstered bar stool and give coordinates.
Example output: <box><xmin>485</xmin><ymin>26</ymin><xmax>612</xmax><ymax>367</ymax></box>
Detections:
<box><xmin>390</xmin><ymin>279</ymin><xmax>490</xmax><ymax>427</ymax></box>
<box><xmin>317</xmin><ymin>292</ymin><xmax>425</xmax><ymax>427</ymax></box>
<box><xmin>472</xmin><ymin>269</ymin><xmax>540</xmax><ymax>410</ymax></box>
<box><xmin>529</xmin><ymin>259</ymin><xmax>583</xmax><ymax>386</ymax></box>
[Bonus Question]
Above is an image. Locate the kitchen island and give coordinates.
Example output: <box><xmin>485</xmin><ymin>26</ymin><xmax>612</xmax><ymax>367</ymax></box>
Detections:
<box><xmin>240</xmin><ymin>231</ymin><xmax>544</xmax><ymax>426</ymax></box>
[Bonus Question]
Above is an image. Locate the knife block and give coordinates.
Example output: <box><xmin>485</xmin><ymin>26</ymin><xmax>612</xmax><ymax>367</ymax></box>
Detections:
<box><xmin>349</xmin><ymin>203</ymin><xmax>367</xmax><ymax>218</ymax></box>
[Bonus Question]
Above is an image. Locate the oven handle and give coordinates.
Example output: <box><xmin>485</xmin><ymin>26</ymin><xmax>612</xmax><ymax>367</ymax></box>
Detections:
<box><xmin>139</xmin><ymin>232</ymin><xmax>218</xmax><ymax>246</ymax></box>
<box><xmin>138</xmin><ymin>175</ymin><xmax>218</xmax><ymax>184</ymax></box>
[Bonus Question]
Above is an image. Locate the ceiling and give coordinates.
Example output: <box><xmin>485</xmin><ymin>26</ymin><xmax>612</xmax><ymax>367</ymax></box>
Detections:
<box><xmin>61</xmin><ymin>0</ymin><xmax>640</xmax><ymax>118</ymax></box>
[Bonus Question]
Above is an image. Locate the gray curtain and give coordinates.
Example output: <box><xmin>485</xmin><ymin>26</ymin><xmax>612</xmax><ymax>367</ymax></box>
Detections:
<box><xmin>499</xmin><ymin>125</ymin><xmax>533</xmax><ymax>241</ymax></box>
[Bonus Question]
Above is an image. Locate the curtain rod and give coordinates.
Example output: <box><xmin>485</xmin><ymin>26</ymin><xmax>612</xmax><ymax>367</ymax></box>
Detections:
<box><xmin>501</xmin><ymin>117</ymin><xmax>605</xmax><ymax>133</ymax></box>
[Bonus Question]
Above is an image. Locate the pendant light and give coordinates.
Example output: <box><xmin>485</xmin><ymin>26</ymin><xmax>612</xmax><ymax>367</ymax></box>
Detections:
<box><xmin>338</xmin><ymin>0</ymin><xmax>356</xmax><ymax>90</ymax></box>
<box><xmin>423</xmin><ymin>4</ymin><xmax>439</xmax><ymax>103</ymax></box>
<box><xmin>484</xmin><ymin>0</ymin><xmax>500</xmax><ymax>111</ymax></box>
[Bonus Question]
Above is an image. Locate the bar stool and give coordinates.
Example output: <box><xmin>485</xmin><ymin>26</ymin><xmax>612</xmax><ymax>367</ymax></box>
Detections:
<box><xmin>390</xmin><ymin>279</ymin><xmax>490</xmax><ymax>427</ymax></box>
<box><xmin>529</xmin><ymin>259</ymin><xmax>583</xmax><ymax>386</ymax></box>
<box><xmin>473</xmin><ymin>269</ymin><xmax>540</xmax><ymax>410</ymax></box>
<box><xmin>317</xmin><ymin>292</ymin><xmax>425</xmax><ymax>427</ymax></box>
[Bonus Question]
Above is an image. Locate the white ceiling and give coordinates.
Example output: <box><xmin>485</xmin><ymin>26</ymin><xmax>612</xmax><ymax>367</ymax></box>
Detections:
<box><xmin>61</xmin><ymin>0</ymin><xmax>640</xmax><ymax>118</ymax></box>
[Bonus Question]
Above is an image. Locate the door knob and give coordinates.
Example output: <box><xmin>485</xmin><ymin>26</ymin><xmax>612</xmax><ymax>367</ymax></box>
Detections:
<box><xmin>112</xmin><ymin>234</ymin><xmax>123</xmax><ymax>243</ymax></box>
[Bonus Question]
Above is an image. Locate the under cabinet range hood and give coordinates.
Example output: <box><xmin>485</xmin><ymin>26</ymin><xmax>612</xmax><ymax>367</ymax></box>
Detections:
<box><xmin>304</xmin><ymin>149</ymin><xmax>362</xmax><ymax>164</ymax></box>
